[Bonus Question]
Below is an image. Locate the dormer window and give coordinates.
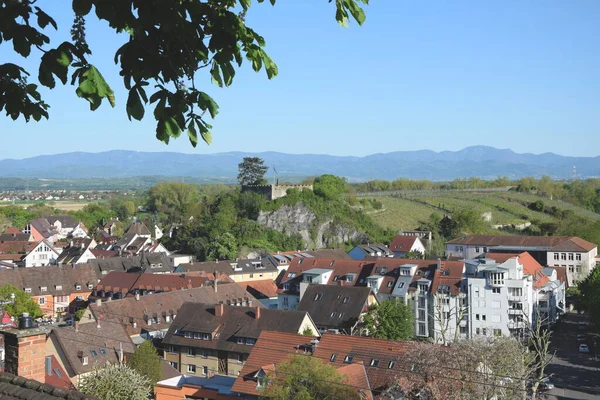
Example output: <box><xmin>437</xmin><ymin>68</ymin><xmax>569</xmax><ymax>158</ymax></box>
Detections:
<box><xmin>333</xmin><ymin>276</ymin><xmax>339</xmax><ymax>281</ymax></box>
<box><xmin>387</xmin><ymin>281</ymin><xmax>394</xmax><ymax>287</ymax></box>
<box><xmin>88</xmin><ymin>284</ymin><xmax>94</xmax><ymax>289</ymax></box>
<box><xmin>283</xmin><ymin>283</ymin><xmax>290</xmax><ymax>291</ymax></box>
<box><xmin>40</xmin><ymin>286</ymin><xmax>47</xmax><ymax>292</ymax></box>
<box><xmin>246</xmin><ymin>338</ymin><xmax>256</xmax><ymax>346</ymax></box>
<box><xmin>346</xmin><ymin>275</ymin><xmax>354</xmax><ymax>283</ymax></box>
<box><xmin>24</xmin><ymin>288</ymin><xmax>31</xmax><ymax>293</ymax></box>
<box><xmin>288</xmin><ymin>272</ymin><xmax>296</xmax><ymax>278</ymax></box>
<box><xmin>75</xmin><ymin>285</ymin><xmax>81</xmax><ymax>290</ymax></box>
<box><xmin>55</xmin><ymin>285</ymin><xmax>62</xmax><ymax>291</ymax></box>
<box><xmin>82</xmin><ymin>356</ymin><xmax>88</xmax><ymax>365</ymax></box>
<box><xmin>184</xmin><ymin>332</ymin><xmax>192</xmax><ymax>338</ymax></box>
<box><xmin>237</xmin><ymin>337</ymin><xmax>245</xmax><ymax>345</ymax></box>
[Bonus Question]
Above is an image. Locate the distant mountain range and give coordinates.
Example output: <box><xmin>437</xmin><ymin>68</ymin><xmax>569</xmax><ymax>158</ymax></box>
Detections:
<box><xmin>0</xmin><ymin>146</ymin><xmax>597</xmax><ymax>181</ymax></box>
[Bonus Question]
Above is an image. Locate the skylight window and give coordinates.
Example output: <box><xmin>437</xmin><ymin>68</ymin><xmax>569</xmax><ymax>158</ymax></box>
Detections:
<box><xmin>370</xmin><ymin>359</ymin><xmax>379</xmax><ymax>367</ymax></box>
<box><xmin>91</xmin><ymin>350</ymin><xmax>98</xmax><ymax>357</ymax></box>
<box><xmin>342</xmin><ymin>297</ymin><xmax>350</xmax><ymax>304</ymax></box>
<box><xmin>330</xmin><ymin>354</ymin><xmax>337</xmax><ymax>362</ymax></box>
<box><xmin>314</xmin><ymin>293</ymin><xmax>323</xmax><ymax>301</ymax></box>
<box><xmin>288</xmin><ymin>272</ymin><xmax>296</xmax><ymax>278</ymax></box>
<box><xmin>100</xmin><ymin>348</ymin><xmax>107</xmax><ymax>355</ymax></box>
<box><xmin>344</xmin><ymin>355</ymin><xmax>354</xmax><ymax>364</ymax></box>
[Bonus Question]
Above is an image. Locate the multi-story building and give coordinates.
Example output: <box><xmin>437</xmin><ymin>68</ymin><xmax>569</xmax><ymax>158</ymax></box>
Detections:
<box><xmin>162</xmin><ymin>303</ymin><xmax>319</xmax><ymax>378</ymax></box>
<box><xmin>0</xmin><ymin>240</ymin><xmax>61</xmax><ymax>268</ymax></box>
<box><xmin>0</xmin><ymin>264</ymin><xmax>98</xmax><ymax>318</ymax></box>
<box><xmin>446</xmin><ymin>235</ymin><xmax>597</xmax><ymax>286</ymax></box>
<box><xmin>176</xmin><ymin>258</ymin><xmax>280</xmax><ymax>283</ymax></box>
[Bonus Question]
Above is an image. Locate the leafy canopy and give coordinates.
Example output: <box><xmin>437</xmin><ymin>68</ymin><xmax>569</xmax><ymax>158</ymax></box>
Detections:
<box><xmin>127</xmin><ymin>340</ymin><xmax>162</xmax><ymax>388</ymax></box>
<box><xmin>1</xmin><ymin>0</ymin><xmax>368</xmax><ymax>146</ymax></box>
<box><xmin>238</xmin><ymin>157</ymin><xmax>269</xmax><ymax>186</ymax></box>
<box><xmin>0</xmin><ymin>283</ymin><xmax>43</xmax><ymax>318</ymax></box>
<box><xmin>262</xmin><ymin>354</ymin><xmax>360</xmax><ymax>400</ymax></box>
<box><xmin>78</xmin><ymin>363</ymin><xmax>150</xmax><ymax>400</ymax></box>
<box><xmin>363</xmin><ymin>298</ymin><xmax>414</xmax><ymax>340</ymax></box>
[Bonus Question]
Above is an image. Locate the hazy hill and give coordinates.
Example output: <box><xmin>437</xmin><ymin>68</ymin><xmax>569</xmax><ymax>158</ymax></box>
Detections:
<box><xmin>0</xmin><ymin>146</ymin><xmax>597</xmax><ymax>181</ymax></box>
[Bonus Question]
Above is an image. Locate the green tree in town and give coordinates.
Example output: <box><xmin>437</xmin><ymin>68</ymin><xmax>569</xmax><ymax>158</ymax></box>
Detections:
<box><xmin>0</xmin><ymin>284</ymin><xmax>43</xmax><ymax>318</ymax></box>
<box><xmin>146</xmin><ymin>182</ymin><xmax>199</xmax><ymax>222</ymax></box>
<box><xmin>1</xmin><ymin>0</ymin><xmax>367</xmax><ymax>145</ymax></box>
<box><xmin>78</xmin><ymin>363</ymin><xmax>150</xmax><ymax>400</ymax></box>
<box><xmin>363</xmin><ymin>298</ymin><xmax>414</xmax><ymax>340</ymax></box>
<box><xmin>263</xmin><ymin>355</ymin><xmax>360</xmax><ymax>400</ymax></box>
<box><xmin>238</xmin><ymin>157</ymin><xmax>269</xmax><ymax>186</ymax></box>
<box><xmin>206</xmin><ymin>232</ymin><xmax>238</xmax><ymax>261</ymax></box>
<box><xmin>578</xmin><ymin>266</ymin><xmax>600</xmax><ymax>328</ymax></box>
<box><xmin>127</xmin><ymin>340</ymin><xmax>162</xmax><ymax>388</ymax></box>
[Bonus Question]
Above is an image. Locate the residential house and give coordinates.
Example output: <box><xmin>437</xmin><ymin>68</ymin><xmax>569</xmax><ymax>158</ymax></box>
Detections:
<box><xmin>297</xmin><ymin>285</ymin><xmax>376</xmax><ymax>334</ymax></box>
<box><xmin>161</xmin><ymin>302</ymin><xmax>319</xmax><ymax>378</ymax></box>
<box><xmin>429</xmin><ymin>260</ymin><xmax>467</xmax><ymax>344</ymax></box>
<box><xmin>0</xmin><ymin>240</ymin><xmax>60</xmax><ymax>267</ymax></box>
<box><xmin>446</xmin><ymin>235</ymin><xmax>598</xmax><ymax>285</ymax></box>
<box><xmin>91</xmin><ymin>271</ymin><xmax>227</xmax><ymax>301</ymax></box>
<box><xmin>46</xmin><ymin>322</ymin><xmax>135</xmax><ymax>386</ymax></box>
<box><xmin>0</xmin><ymin>229</ymin><xmax>33</xmax><ymax>242</ymax></box>
<box><xmin>176</xmin><ymin>258</ymin><xmax>279</xmax><ymax>283</ymax></box>
<box><xmin>238</xmin><ymin>280</ymin><xmax>279</xmax><ymax>309</ymax></box>
<box><xmin>56</xmin><ymin>239</ymin><xmax>97</xmax><ymax>265</ymax></box>
<box><xmin>0</xmin><ymin>264</ymin><xmax>98</xmax><ymax>318</ymax></box>
<box><xmin>80</xmin><ymin>283</ymin><xmax>260</xmax><ymax>344</ymax></box>
<box><xmin>268</xmin><ymin>248</ymin><xmax>351</xmax><ymax>278</ymax></box>
<box><xmin>348</xmin><ymin>244</ymin><xmax>394</xmax><ymax>260</ymax></box>
<box><xmin>389</xmin><ymin>235</ymin><xmax>426</xmax><ymax>258</ymax></box>
<box><xmin>89</xmin><ymin>252</ymin><xmax>173</xmax><ymax>275</ymax></box>
<box><xmin>231</xmin><ymin>331</ymin><xmax>373</xmax><ymax>400</ymax></box>
<box><xmin>26</xmin><ymin>216</ymin><xmax>88</xmax><ymax>241</ymax></box>
<box><xmin>277</xmin><ymin>258</ymin><xmax>373</xmax><ymax>310</ymax></box>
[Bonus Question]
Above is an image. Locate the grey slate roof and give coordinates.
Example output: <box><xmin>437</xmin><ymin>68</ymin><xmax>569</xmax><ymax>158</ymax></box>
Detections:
<box><xmin>45</xmin><ymin>215</ymin><xmax>77</xmax><ymax>229</ymax></box>
<box><xmin>0</xmin><ymin>372</ymin><xmax>96</xmax><ymax>399</ymax></box>
<box><xmin>89</xmin><ymin>253</ymin><xmax>172</xmax><ymax>275</ymax></box>
<box><xmin>298</xmin><ymin>284</ymin><xmax>371</xmax><ymax>332</ymax></box>
<box><xmin>162</xmin><ymin>302</ymin><xmax>311</xmax><ymax>354</ymax></box>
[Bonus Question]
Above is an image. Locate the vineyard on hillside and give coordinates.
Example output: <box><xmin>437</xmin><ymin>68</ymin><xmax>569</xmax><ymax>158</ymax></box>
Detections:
<box><xmin>359</xmin><ymin>191</ymin><xmax>600</xmax><ymax>231</ymax></box>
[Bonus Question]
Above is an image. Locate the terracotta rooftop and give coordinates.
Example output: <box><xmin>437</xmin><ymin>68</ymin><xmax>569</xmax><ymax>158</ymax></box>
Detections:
<box><xmin>486</xmin><ymin>252</ymin><xmax>550</xmax><ymax>289</ymax></box>
<box><xmin>390</xmin><ymin>235</ymin><xmax>419</xmax><ymax>252</ymax></box>
<box><xmin>238</xmin><ymin>279</ymin><xmax>279</xmax><ymax>299</ymax></box>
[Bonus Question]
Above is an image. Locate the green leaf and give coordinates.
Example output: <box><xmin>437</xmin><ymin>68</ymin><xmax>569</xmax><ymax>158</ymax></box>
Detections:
<box><xmin>73</xmin><ymin>0</ymin><xmax>93</xmax><ymax>16</ymax></box>
<box><xmin>35</xmin><ymin>7</ymin><xmax>58</xmax><ymax>30</ymax></box>
<box><xmin>156</xmin><ymin>121</ymin><xmax>170</xmax><ymax>144</ymax></box>
<box><xmin>75</xmin><ymin>65</ymin><xmax>115</xmax><ymax>110</ymax></box>
<box><xmin>126</xmin><ymin>88</ymin><xmax>144</xmax><ymax>121</ymax></box>
<box><xmin>187</xmin><ymin>121</ymin><xmax>198</xmax><ymax>147</ymax></box>
<box><xmin>210</xmin><ymin>62</ymin><xmax>223</xmax><ymax>87</ymax></box>
<box><xmin>197</xmin><ymin>92</ymin><xmax>219</xmax><ymax>118</ymax></box>
<box><xmin>345</xmin><ymin>0</ymin><xmax>366</xmax><ymax>25</ymax></box>
<box><xmin>13</xmin><ymin>36</ymin><xmax>31</xmax><ymax>57</ymax></box>
<box><xmin>164</xmin><ymin>116</ymin><xmax>181</xmax><ymax>138</ymax></box>
<box><xmin>220</xmin><ymin>62</ymin><xmax>235</xmax><ymax>87</ymax></box>
<box><xmin>240</xmin><ymin>0</ymin><xmax>251</xmax><ymax>11</ymax></box>
<box><xmin>153</xmin><ymin>97</ymin><xmax>166</xmax><ymax>119</ymax></box>
<box><xmin>196</xmin><ymin>119</ymin><xmax>213</xmax><ymax>145</ymax></box>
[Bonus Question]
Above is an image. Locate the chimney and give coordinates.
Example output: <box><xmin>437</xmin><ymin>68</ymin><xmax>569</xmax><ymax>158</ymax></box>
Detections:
<box><xmin>74</xmin><ymin>320</ymin><xmax>79</xmax><ymax>332</ymax></box>
<box><xmin>255</xmin><ymin>306</ymin><xmax>261</xmax><ymax>320</ymax></box>
<box><xmin>45</xmin><ymin>356</ymin><xmax>52</xmax><ymax>376</ymax></box>
<box><xmin>95</xmin><ymin>298</ymin><xmax>101</xmax><ymax>307</ymax></box>
<box><xmin>437</xmin><ymin>258</ymin><xmax>442</xmax><ymax>271</ymax></box>
<box><xmin>214</xmin><ymin>278</ymin><xmax>218</xmax><ymax>293</ymax></box>
<box><xmin>0</xmin><ymin>318</ymin><xmax>49</xmax><ymax>382</ymax></box>
<box><xmin>135</xmin><ymin>292</ymin><xmax>140</xmax><ymax>301</ymax></box>
<box><xmin>215</xmin><ymin>303</ymin><xmax>224</xmax><ymax>317</ymax></box>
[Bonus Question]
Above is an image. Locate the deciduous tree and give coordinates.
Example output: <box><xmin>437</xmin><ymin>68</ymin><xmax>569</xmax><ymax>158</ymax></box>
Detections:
<box><xmin>1</xmin><ymin>0</ymin><xmax>367</xmax><ymax>145</ymax></box>
<box><xmin>263</xmin><ymin>355</ymin><xmax>360</xmax><ymax>400</ymax></box>
<box><xmin>127</xmin><ymin>340</ymin><xmax>162</xmax><ymax>388</ymax></box>
<box><xmin>363</xmin><ymin>299</ymin><xmax>414</xmax><ymax>340</ymax></box>
<box><xmin>78</xmin><ymin>363</ymin><xmax>150</xmax><ymax>400</ymax></box>
<box><xmin>0</xmin><ymin>284</ymin><xmax>43</xmax><ymax>318</ymax></box>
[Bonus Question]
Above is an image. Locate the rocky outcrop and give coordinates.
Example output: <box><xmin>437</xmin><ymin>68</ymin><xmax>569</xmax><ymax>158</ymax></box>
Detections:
<box><xmin>257</xmin><ymin>203</ymin><xmax>366</xmax><ymax>248</ymax></box>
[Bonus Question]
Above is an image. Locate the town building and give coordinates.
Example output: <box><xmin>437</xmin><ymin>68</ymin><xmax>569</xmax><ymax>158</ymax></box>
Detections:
<box><xmin>348</xmin><ymin>243</ymin><xmax>394</xmax><ymax>260</ymax></box>
<box><xmin>389</xmin><ymin>235</ymin><xmax>426</xmax><ymax>257</ymax></box>
<box><xmin>297</xmin><ymin>284</ymin><xmax>376</xmax><ymax>334</ymax></box>
<box><xmin>0</xmin><ymin>264</ymin><xmax>98</xmax><ymax>318</ymax></box>
<box><xmin>176</xmin><ymin>258</ymin><xmax>279</xmax><ymax>283</ymax></box>
<box><xmin>0</xmin><ymin>239</ymin><xmax>61</xmax><ymax>267</ymax></box>
<box><xmin>237</xmin><ymin>280</ymin><xmax>279</xmax><ymax>309</ymax></box>
<box><xmin>161</xmin><ymin>302</ymin><xmax>319</xmax><ymax>378</ymax></box>
<box><xmin>80</xmin><ymin>283</ymin><xmax>260</xmax><ymax>344</ymax></box>
<box><xmin>446</xmin><ymin>235</ymin><xmax>598</xmax><ymax>285</ymax></box>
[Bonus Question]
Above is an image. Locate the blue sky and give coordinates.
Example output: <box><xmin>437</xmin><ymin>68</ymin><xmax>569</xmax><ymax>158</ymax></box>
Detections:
<box><xmin>1</xmin><ymin>0</ymin><xmax>599</xmax><ymax>159</ymax></box>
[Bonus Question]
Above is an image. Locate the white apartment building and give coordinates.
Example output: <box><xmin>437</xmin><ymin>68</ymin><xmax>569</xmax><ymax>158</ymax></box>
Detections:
<box><xmin>464</xmin><ymin>256</ymin><xmax>535</xmax><ymax>339</ymax></box>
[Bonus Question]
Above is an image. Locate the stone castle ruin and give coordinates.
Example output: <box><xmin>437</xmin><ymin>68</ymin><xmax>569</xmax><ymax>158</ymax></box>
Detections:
<box><xmin>242</xmin><ymin>183</ymin><xmax>313</xmax><ymax>201</ymax></box>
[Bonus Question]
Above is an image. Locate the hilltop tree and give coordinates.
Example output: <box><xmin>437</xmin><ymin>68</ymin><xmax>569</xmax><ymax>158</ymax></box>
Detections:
<box><xmin>313</xmin><ymin>174</ymin><xmax>348</xmax><ymax>200</ymax></box>
<box><xmin>0</xmin><ymin>284</ymin><xmax>43</xmax><ymax>318</ymax></box>
<box><xmin>263</xmin><ymin>355</ymin><xmax>360</xmax><ymax>400</ymax></box>
<box><xmin>238</xmin><ymin>157</ymin><xmax>268</xmax><ymax>186</ymax></box>
<box><xmin>127</xmin><ymin>340</ymin><xmax>162</xmax><ymax>388</ymax></box>
<box><xmin>362</xmin><ymin>298</ymin><xmax>414</xmax><ymax>340</ymax></box>
<box><xmin>1</xmin><ymin>0</ymin><xmax>367</xmax><ymax>146</ymax></box>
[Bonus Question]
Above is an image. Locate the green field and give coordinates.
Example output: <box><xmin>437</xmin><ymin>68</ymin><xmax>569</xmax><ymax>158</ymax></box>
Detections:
<box><xmin>359</xmin><ymin>191</ymin><xmax>600</xmax><ymax>231</ymax></box>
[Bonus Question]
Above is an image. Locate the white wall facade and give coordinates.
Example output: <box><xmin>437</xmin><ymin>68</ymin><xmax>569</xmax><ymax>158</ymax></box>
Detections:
<box><xmin>547</xmin><ymin>248</ymin><xmax>598</xmax><ymax>286</ymax></box>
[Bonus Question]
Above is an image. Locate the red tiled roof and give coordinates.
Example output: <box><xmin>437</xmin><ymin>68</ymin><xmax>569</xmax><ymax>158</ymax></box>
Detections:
<box><xmin>0</xmin><ymin>241</ymin><xmax>37</xmax><ymax>254</ymax></box>
<box><xmin>238</xmin><ymin>279</ymin><xmax>279</xmax><ymax>298</ymax></box>
<box><xmin>430</xmin><ymin>261</ymin><xmax>465</xmax><ymax>296</ymax></box>
<box><xmin>389</xmin><ymin>236</ymin><xmax>418</xmax><ymax>252</ymax></box>
<box><xmin>90</xmin><ymin>249</ymin><xmax>119</xmax><ymax>259</ymax></box>
<box><xmin>232</xmin><ymin>331</ymin><xmax>376</xmax><ymax>398</ymax></box>
<box><xmin>4</xmin><ymin>227</ymin><xmax>21</xmax><ymax>235</ymax></box>
<box><xmin>45</xmin><ymin>355</ymin><xmax>76</xmax><ymax>391</ymax></box>
<box><xmin>550</xmin><ymin>237</ymin><xmax>597</xmax><ymax>252</ymax></box>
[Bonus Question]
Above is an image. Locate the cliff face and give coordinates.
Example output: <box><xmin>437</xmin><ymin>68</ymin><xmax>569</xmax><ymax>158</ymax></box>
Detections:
<box><xmin>257</xmin><ymin>203</ymin><xmax>366</xmax><ymax>248</ymax></box>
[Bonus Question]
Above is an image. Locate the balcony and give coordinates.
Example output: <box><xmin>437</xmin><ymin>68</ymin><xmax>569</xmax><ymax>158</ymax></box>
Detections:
<box><xmin>508</xmin><ymin>308</ymin><xmax>524</xmax><ymax>314</ymax></box>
